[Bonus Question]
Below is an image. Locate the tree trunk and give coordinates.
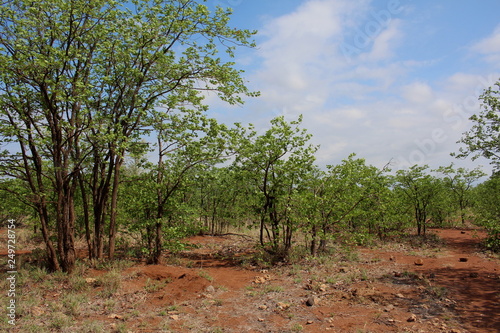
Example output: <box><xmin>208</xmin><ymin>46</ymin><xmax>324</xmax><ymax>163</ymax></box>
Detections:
<box><xmin>108</xmin><ymin>156</ymin><xmax>123</xmax><ymax>259</ymax></box>
<box><xmin>78</xmin><ymin>173</ymin><xmax>93</xmax><ymax>260</ymax></box>
<box><xmin>36</xmin><ymin>203</ymin><xmax>60</xmax><ymax>272</ymax></box>
<box><xmin>310</xmin><ymin>225</ymin><xmax>318</xmax><ymax>256</ymax></box>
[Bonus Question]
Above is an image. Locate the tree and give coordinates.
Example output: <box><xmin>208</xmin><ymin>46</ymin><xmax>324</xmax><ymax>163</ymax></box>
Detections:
<box><xmin>196</xmin><ymin>166</ymin><xmax>245</xmax><ymax>235</ymax></box>
<box><xmin>0</xmin><ymin>0</ymin><xmax>256</xmax><ymax>272</ymax></box>
<box><xmin>394</xmin><ymin>165</ymin><xmax>438</xmax><ymax>236</ymax></box>
<box><xmin>233</xmin><ymin>115</ymin><xmax>318</xmax><ymax>256</ymax></box>
<box><xmin>434</xmin><ymin>164</ymin><xmax>486</xmax><ymax>225</ymax></box>
<box><xmin>473</xmin><ymin>173</ymin><xmax>500</xmax><ymax>251</ymax></box>
<box><xmin>455</xmin><ymin>79</ymin><xmax>500</xmax><ymax>170</ymax></box>
<box><xmin>146</xmin><ymin>109</ymin><xmax>231</xmax><ymax>264</ymax></box>
<box><xmin>301</xmin><ymin>154</ymin><xmax>388</xmax><ymax>254</ymax></box>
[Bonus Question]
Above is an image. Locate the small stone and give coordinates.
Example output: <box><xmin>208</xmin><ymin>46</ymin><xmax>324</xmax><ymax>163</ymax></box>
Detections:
<box><xmin>108</xmin><ymin>314</ymin><xmax>124</xmax><ymax>320</ymax></box>
<box><xmin>85</xmin><ymin>277</ymin><xmax>97</xmax><ymax>284</ymax></box>
<box><xmin>306</xmin><ymin>296</ymin><xmax>319</xmax><ymax>306</ymax></box>
<box><xmin>459</xmin><ymin>258</ymin><xmax>468</xmax><ymax>262</ymax></box>
<box><xmin>169</xmin><ymin>314</ymin><xmax>180</xmax><ymax>321</ymax></box>
<box><xmin>306</xmin><ymin>320</ymin><xmax>314</xmax><ymax>325</ymax></box>
<box><xmin>319</xmin><ymin>284</ymin><xmax>328</xmax><ymax>292</ymax></box>
<box><xmin>389</xmin><ymin>255</ymin><xmax>396</xmax><ymax>261</ymax></box>
<box><xmin>205</xmin><ymin>285</ymin><xmax>215</xmax><ymax>293</ymax></box>
<box><xmin>276</xmin><ymin>302</ymin><xmax>290</xmax><ymax>310</ymax></box>
<box><xmin>258</xmin><ymin>318</ymin><xmax>265</xmax><ymax>322</ymax></box>
<box><xmin>407</xmin><ymin>314</ymin><xmax>417</xmax><ymax>322</ymax></box>
<box><xmin>461</xmin><ymin>231</ymin><xmax>466</xmax><ymax>234</ymax></box>
<box><xmin>258</xmin><ymin>304</ymin><xmax>268</xmax><ymax>310</ymax></box>
<box><xmin>414</xmin><ymin>259</ymin><xmax>424</xmax><ymax>266</ymax></box>
<box><xmin>384</xmin><ymin>304</ymin><xmax>395</xmax><ymax>312</ymax></box>
<box><xmin>395</xmin><ymin>293</ymin><xmax>405</xmax><ymax>298</ymax></box>
<box><xmin>394</xmin><ymin>271</ymin><xmax>401</xmax><ymax>277</ymax></box>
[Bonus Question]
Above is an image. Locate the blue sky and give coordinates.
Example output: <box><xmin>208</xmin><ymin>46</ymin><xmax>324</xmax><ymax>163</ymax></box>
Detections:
<box><xmin>204</xmin><ymin>0</ymin><xmax>500</xmax><ymax>176</ymax></box>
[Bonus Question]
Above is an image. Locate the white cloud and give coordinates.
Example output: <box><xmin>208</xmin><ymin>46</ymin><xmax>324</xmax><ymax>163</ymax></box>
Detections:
<box><xmin>471</xmin><ymin>24</ymin><xmax>500</xmax><ymax>67</ymax></box>
<box><xmin>401</xmin><ymin>81</ymin><xmax>434</xmax><ymax>104</ymax></box>
<box><xmin>207</xmin><ymin>0</ymin><xmax>498</xmax><ymax>176</ymax></box>
<box><xmin>359</xmin><ymin>19</ymin><xmax>403</xmax><ymax>62</ymax></box>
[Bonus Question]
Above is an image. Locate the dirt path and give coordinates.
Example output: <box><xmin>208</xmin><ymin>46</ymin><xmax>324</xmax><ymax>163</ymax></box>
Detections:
<box><xmin>419</xmin><ymin>229</ymin><xmax>500</xmax><ymax>333</ymax></box>
<box><xmin>359</xmin><ymin>229</ymin><xmax>500</xmax><ymax>333</ymax></box>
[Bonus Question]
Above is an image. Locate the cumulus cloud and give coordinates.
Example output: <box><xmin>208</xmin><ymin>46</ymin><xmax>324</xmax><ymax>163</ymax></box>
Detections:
<box><xmin>208</xmin><ymin>0</ymin><xmax>498</xmax><ymax>175</ymax></box>
<box><xmin>471</xmin><ymin>24</ymin><xmax>500</xmax><ymax>67</ymax></box>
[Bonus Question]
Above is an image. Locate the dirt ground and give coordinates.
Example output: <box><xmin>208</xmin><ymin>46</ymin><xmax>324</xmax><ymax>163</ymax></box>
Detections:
<box><xmin>1</xmin><ymin>228</ymin><xmax>499</xmax><ymax>332</ymax></box>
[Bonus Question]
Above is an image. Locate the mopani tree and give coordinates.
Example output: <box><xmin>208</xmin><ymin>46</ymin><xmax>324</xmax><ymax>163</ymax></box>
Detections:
<box><xmin>0</xmin><ymin>0</ymin><xmax>257</xmax><ymax>272</ymax></box>
<box><xmin>455</xmin><ymin>79</ymin><xmax>500</xmax><ymax>171</ymax></box>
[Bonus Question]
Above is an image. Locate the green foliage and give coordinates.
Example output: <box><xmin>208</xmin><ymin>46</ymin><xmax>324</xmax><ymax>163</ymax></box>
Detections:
<box><xmin>0</xmin><ymin>0</ymin><xmax>257</xmax><ymax>271</ymax></box>
<box><xmin>455</xmin><ymin>79</ymin><xmax>500</xmax><ymax>170</ymax></box>
<box><xmin>473</xmin><ymin>174</ymin><xmax>500</xmax><ymax>251</ymax></box>
<box><xmin>393</xmin><ymin>165</ymin><xmax>440</xmax><ymax>235</ymax></box>
<box><xmin>434</xmin><ymin>164</ymin><xmax>486</xmax><ymax>225</ymax></box>
<box><xmin>233</xmin><ymin>115</ymin><xmax>318</xmax><ymax>255</ymax></box>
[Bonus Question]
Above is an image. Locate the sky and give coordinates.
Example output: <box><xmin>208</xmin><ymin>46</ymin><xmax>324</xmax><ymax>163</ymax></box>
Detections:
<box><xmin>204</xmin><ymin>0</ymin><xmax>500</xmax><ymax>177</ymax></box>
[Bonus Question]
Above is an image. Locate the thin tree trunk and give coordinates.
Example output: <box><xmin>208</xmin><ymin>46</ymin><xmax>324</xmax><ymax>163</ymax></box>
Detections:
<box><xmin>108</xmin><ymin>156</ymin><xmax>123</xmax><ymax>259</ymax></box>
<box><xmin>78</xmin><ymin>173</ymin><xmax>93</xmax><ymax>260</ymax></box>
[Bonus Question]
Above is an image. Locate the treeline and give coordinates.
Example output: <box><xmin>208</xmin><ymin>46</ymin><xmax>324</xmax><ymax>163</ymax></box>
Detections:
<box><xmin>2</xmin><ymin>111</ymin><xmax>499</xmax><ymax>272</ymax></box>
<box><xmin>0</xmin><ymin>0</ymin><xmax>499</xmax><ymax>274</ymax></box>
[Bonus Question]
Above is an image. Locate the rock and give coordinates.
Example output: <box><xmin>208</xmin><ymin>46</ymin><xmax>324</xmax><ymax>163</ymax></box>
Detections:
<box><xmin>306</xmin><ymin>320</ymin><xmax>314</xmax><ymax>325</ymax></box>
<box><xmin>394</xmin><ymin>271</ymin><xmax>402</xmax><ymax>277</ymax></box>
<box><xmin>389</xmin><ymin>255</ymin><xmax>396</xmax><ymax>261</ymax></box>
<box><xmin>469</xmin><ymin>272</ymin><xmax>479</xmax><ymax>278</ymax></box>
<box><xmin>169</xmin><ymin>314</ymin><xmax>180</xmax><ymax>321</ymax></box>
<box><xmin>459</xmin><ymin>257</ymin><xmax>468</xmax><ymax>262</ymax></box>
<box><xmin>253</xmin><ymin>275</ymin><xmax>271</xmax><ymax>284</ymax></box>
<box><xmin>276</xmin><ymin>302</ymin><xmax>290</xmax><ymax>310</ymax></box>
<box><xmin>108</xmin><ymin>314</ymin><xmax>124</xmax><ymax>320</ymax></box>
<box><xmin>205</xmin><ymin>285</ymin><xmax>215</xmax><ymax>293</ymax></box>
<box><xmin>85</xmin><ymin>277</ymin><xmax>97</xmax><ymax>285</ymax></box>
<box><xmin>461</xmin><ymin>231</ymin><xmax>466</xmax><ymax>234</ymax></box>
<box><xmin>319</xmin><ymin>283</ymin><xmax>328</xmax><ymax>292</ymax></box>
<box><xmin>306</xmin><ymin>296</ymin><xmax>319</xmax><ymax>306</ymax></box>
<box><xmin>258</xmin><ymin>318</ymin><xmax>265</xmax><ymax>322</ymax></box>
<box><xmin>258</xmin><ymin>304</ymin><xmax>268</xmax><ymax>310</ymax></box>
<box><xmin>395</xmin><ymin>293</ymin><xmax>405</xmax><ymax>299</ymax></box>
<box><xmin>414</xmin><ymin>258</ymin><xmax>424</xmax><ymax>266</ymax></box>
<box><xmin>407</xmin><ymin>314</ymin><xmax>417</xmax><ymax>322</ymax></box>
<box><xmin>253</xmin><ymin>276</ymin><xmax>266</xmax><ymax>284</ymax></box>
<box><xmin>384</xmin><ymin>304</ymin><xmax>395</xmax><ymax>312</ymax></box>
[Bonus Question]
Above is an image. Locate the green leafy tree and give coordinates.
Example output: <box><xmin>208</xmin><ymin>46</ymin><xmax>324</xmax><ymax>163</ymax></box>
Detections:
<box><xmin>472</xmin><ymin>173</ymin><xmax>500</xmax><ymax>251</ymax></box>
<box><xmin>196</xmin><ymin>166</ymin><xmax>246</xmax><ymax>235</ymax></box>
<box><xmin>455</xmin><ymin>79</ymin><xmax>500</xmax><ymax>170</ymax></box>
<box><xmin>301</xmin><ymin>154</ymin><xmax>388</xmax><ymax>254</ymax></box>
<box><xmin>145</xmin><ymin>109</ymin><xmax>231</xmax><ymax>264</ymax></box>
<box><xmin>0</xmin><ymin>0</ymin><xmax>256</xmax><ymax>272</ymax></box>
<box><xmin>434</xmin><ymin>164</ymin><xmax>486</xmax><ymax>225</ymax></box>
<box><xmin>394</xmin><ymin>165</ymin><xmax>438</xmax><ymax>236</ymax></box>
<box><xmin>233</xmin><ymin>115</ymin><xmax>318</xmax><ymax>256</ymax></box>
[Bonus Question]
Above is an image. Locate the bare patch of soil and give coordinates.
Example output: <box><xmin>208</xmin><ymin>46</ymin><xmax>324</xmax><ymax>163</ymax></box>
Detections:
<box><xmin>1</xmin><ymin>229</ymin><xmax>499</xmax><ymax>332</ymax></box>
